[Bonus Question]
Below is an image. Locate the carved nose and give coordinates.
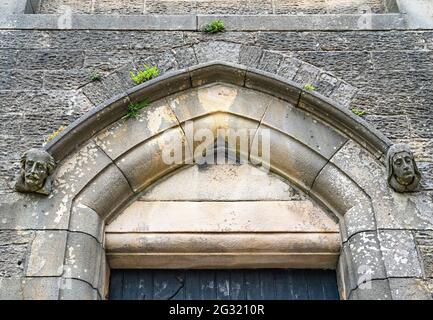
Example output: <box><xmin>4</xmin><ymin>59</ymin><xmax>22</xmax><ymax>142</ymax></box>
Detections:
<box><xmin>403</xmin><ymin>165</ymin><xmax>411</xmax><ymax>172</ymax></box>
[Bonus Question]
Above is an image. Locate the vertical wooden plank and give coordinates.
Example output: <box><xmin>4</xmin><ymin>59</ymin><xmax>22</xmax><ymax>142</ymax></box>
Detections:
<box><xmin>136</xmin><ymin>269</ymin><xmax>153</xmax><ymax>300</ymax></box>
<box><xmin>153</xmin><ymin>270</ymin><xmax>185</xmax><ymax>300</ymax></box>
<box><xmin>216</xmin><ymin>270</ymin><xmax>231</xmax><ymax>300</ymax></box>
<box><xmin>122</xmin><ymin>270</ymin><xmax>140</xmax><ymax>300</ymax></box>
<box><xmin>285</xmin><ymin>269</ymin><xmax>297</xmax><ymax>300</ymax></box>
<box><xmin>200</xmin><ymin>270</ymin><xmax>217</xmax><ymax>300</ymax></box>
<box><xmin>290</xmin><ymin>269</ymin><xmax>308</xmax><ymax>300</ymax></box>
<box><xmin>305</xmin><ymin>269</ymin><xmax>324</xmax><ymax>300</ymax></box>
<box><xmin>108</xmin><ymin>270</ymin><xmax>124</xmax><ymax>300</ymax></box>
<box><xmin>244</xmin><ymin>270</ymin><xmax>261</xmax><ymax>300</ymax></box>
<box><xmin>229</xmin><ymin>270</ymin><xmax>246</xmax><ymax>300</ymax></box>
<box><xmin>321</xmin><ymin>270</ymin><xmax>340</xmax><ymax>300</ymax></box>
<box><xmin>259</xmin><ymin>270</ymin><xmax>275</xmax><ymax>300</ymax></box>
<box><xmin>274</xmin><ymin>269</ymin><xmax>289</xmax><ymax>300</ymax></box>
<box><xmin>171</xmin><ymin>270</ymin><xmax>186</xmax><ymax>300</ymax></box>
<box><xmin>185</xmin><ymin>269</ymin><xmax>201</xmax><ymax>300</ymax></box>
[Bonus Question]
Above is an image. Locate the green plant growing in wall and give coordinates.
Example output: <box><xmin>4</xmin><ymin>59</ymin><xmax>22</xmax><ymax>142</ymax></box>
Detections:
<box><xmin>351</xmin><ymin>107</ymin><xmax>366</xmax><ymax>117</ymax></box>
<box><xmin>89</xmin><ymin>73</ymin><xmax>102</xmax><ymax>82</ymax></box>
<box><xmin>303</xmin><ymin>83</ymin><xmax>316</xmax><ymax>91</ymax></box>
<box><xmin>123</xmin><ymin>99</ymin><xmax>150</xmax><ymax>120</ymax></box>
<box><xmin>130</xmin><ymin>65</ymin><xmax>159</xmax><ymax>85</ymax></box>
<box><xmin>202</xmin><ymin>20</ymin><xmax>225</xmax><ymax>33</ymax></box>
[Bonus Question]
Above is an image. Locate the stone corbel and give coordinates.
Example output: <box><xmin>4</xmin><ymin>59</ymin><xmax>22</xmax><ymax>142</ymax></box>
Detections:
<box><xmin>386</xmin><ymin>143</ymin><xmax>421</xmax><ymax>193</ymax></box>
<box><xmin>14</xmin><ymin>148</ymin><xmax>56</xmax><ymax>196</ymax></box>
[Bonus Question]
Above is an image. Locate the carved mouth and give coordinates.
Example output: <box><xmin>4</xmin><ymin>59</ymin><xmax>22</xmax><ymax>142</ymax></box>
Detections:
<box><xmin>402</xmin><ymin>171</ymin><xmax>414</xmax><ymax>177</ymax></box>
<box><xmin>25</xmin><ymin>175</ymin><xmax>40</xmax><ymax>182</ymax></box>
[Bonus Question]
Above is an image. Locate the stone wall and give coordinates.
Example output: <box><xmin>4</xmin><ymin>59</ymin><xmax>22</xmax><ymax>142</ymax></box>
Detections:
<box><xmin>1</xmin><ymin>29</ymin><xmax>432</xmax><ymax>194</ymax></box>
<box><xmin>35</xmin><ymin>0</ymin><xmax>392</xmax><ymax>15</ymax></box>
<box><xmin>1</xmin><ymin>0</ymin><xmax>433</xmax><ymax>300</ymax></box>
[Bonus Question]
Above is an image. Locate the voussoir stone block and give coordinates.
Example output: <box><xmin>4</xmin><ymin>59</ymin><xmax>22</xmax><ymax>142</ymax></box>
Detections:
<box><xmin>82</xmin><ymin>78</ymin><xmax>113</xmax><ymax>105</ymax></box>
<box><xmin>245</xmin><ymin>69</ymin><xmax>301</xmax><ymax>106</ymax></box>
<box><xmin>77</xmin><ymin>164</ymin><xmax>134</xmax><ymax>221</ymax></box>
<box><xmin>193</xmin><ymin>41</ymin><xmax>241</xmax><ymax>64</ymax></box>
<box><xmin>330</xmin><ymin>140</ymin><xmax>386</xmax><ymax>194</ymax></box>
<box><xmin>115</xmin><ymin>127</ymin><xmax>188</xmax><ymax>194</ymax></box>
<box><xmin>379</xmin><ymin>230</ymin><xmax>423</xmax><ymax>278</ymax></box>
<box><xmin>238</xmin><ymin>45</ymin><xmax>263</xmax><ymax>69</ymax></box>
<box><xmin>311</xmin><ymin>163</ymin><xmax>376</xmax><ymax>240</ymax></box>
<box><xmin>172</xmin><ymin>46</ymin><xmax>198</xmax><ymax>69</ymax></box>
<box><xmin>189</xmin><ymin>63</ymin><xmax>246</xmax><ymax>87</ymax></box>
<box><xmin>293</xmin><ymin>63</ymin><xmax>320</xmax><ymax>86</ymax></box>
<box><xmin>53</xmin><ymin>141</ymin><xmax>113</xmax><ymax>194</ymax></box>
<box><xmin>95</xmin><ymin>99</ymin><xmax>179</xmax><ymax>160</ymax></box>
<box><xmin>262</xmin><ymin>97</ymin><xmax>347</xmax><ymax>159</ymax></box>
<box><xmin>98</xmin><ymin>71</ymin><xmax>132</xmax><ymax>99</ymax></box>
<box><xmin>69</xmin><ymin>203</ymin><xmax>104</xmax><ymax>244</ymax></box>
<box><xmin>277</xmin><ymin>55</ymin><xmax>302</xmax><ymax>81</ymax></box>
<box><xmin>181</xmin><ymin>113</ymin><xmax>258</xmax><ymax>163</ymax></box>
<box><xmin>257</xmin><ymin>51</ymin><xmax>283</xmax><ymax>75</ymax></box>
<box><xmin>329</xmin><ymin>81</ymin><xmax>358</xmax><ymax>107</ymax></box>
<box><xmin>167</xmin><ymin>83</ymin><xmax>270</xmax><ymax>123</ymax></box>
<box><xmin>315</xmin><ymin>72</ymin><xmax>339</xmax><ymax>97</ymax></box>
<box><xmin>251</xmin><ymin>125</ymin><xmax>327</xmax><ymax>193</ymax></box>
<box><xmin>26</xmin><ymin>231</ymin><xmax>67</xmax><ymax>277</ymax></box>
<box><xmin>134</xmin><ymin>51</ymin><xmax>178</xmax><ymax>76</ymax></box>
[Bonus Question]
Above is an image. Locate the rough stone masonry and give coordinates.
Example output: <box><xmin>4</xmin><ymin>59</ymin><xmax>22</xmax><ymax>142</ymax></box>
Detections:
<box><xmin>0</xmin><ymin>0</ymin><xmax>432</xmax><ymax>300</ymax></box>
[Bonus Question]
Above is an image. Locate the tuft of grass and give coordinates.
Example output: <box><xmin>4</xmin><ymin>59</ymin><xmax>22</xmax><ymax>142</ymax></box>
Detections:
<box><xmin>351</xmin><ymin>107</ymin><xmax>366</xmax><ymax>117</ymax></box>
<box><xmin>44</xmin><ymin>126</ymin><xmax>65</xmax><ymax>145</ymax></box>
<box><xmin>89</xmin><ymin>73</ymin><xmax>102</xmax><ymax>82</ymax></box>
<box><xmin>130</xmin><ymin>65</ymin><xmax>159</xmax><ymax>85</ymax></box>
<box><xmin>202</xmin><ymin>20</ymin><xmax>225</xmax><ymax>33</ymax></box>
<box><xmin>122</xmin><ymin>99</ymin><xmax>150</xmax><ymax>120</ymax></box>
<box><xmin>303</xmin><ymin>83</ymin><xmax>316</xmax><ymax>91</ymax></box>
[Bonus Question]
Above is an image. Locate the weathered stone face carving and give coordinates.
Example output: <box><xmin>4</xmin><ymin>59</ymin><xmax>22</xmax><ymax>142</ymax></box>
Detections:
<box><xmin>386</xmin><ymin>144</ymin><xmax>421</xmax><ymax>193</ymax></box>
<box><xmin>15</xmin><ymin>149</ymin><xmax>56</xmax><ymax>195</ymax></box>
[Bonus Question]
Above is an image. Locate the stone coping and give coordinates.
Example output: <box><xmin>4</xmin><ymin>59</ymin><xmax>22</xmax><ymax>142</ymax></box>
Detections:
<box><xmin>44</xmin><ymin>62</ymin><xmax>392</xmax><ymax>163</ymax></box>
<box><xmin>0</xmin><ymin>13</ymin><xmax>409</xmax><ymax>31</ymax></box>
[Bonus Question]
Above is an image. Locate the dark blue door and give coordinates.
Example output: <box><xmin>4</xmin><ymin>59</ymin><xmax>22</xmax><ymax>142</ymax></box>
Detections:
<box><xmin>109</xmin><ymin>269</ymin><xmax>339</xmax><ymax>300</ymax></box>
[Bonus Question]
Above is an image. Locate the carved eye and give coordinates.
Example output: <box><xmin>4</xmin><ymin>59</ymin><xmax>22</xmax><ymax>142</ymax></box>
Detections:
<box><xmin>404</xmin><ymin>157</ymin><xmax>412</xmax><ymax>163</ymax></box>
<box><xmin>394</xmin><ymin>159</ymin><xmax>402</xmax><ymax>166</ymax></box>
<box><xmin>26</xmin><ymin>161</ymin><xmax>34</xmax><ymax>166</ymax></box>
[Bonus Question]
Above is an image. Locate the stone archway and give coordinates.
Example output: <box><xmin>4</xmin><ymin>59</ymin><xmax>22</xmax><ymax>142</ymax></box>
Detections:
<box><xmin>5</xmin><ymin>62</ymin><xmax>430</xmax><ymax>300</ymax></box>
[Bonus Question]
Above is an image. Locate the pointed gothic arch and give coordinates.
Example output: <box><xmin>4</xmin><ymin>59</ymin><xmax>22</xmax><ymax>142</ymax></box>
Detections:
<box><xmin>12</xmin><ymin>62</ymin><xmax>409</xmax><ymax>300</ymax></box>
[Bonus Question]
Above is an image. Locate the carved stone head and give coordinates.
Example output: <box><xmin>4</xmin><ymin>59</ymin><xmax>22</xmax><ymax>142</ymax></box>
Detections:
<box><xmin>386</xmin><ymin>144</ymin><xmax>421</xmax><ymax>193</ymax></box>
<box><xmin>15</xmin><ymin>149</ymin><xmax>56</xmax><ymax>195</ymax></box>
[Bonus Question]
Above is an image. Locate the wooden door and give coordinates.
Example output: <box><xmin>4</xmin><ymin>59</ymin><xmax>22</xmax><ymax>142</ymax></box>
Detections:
<box><xmin>109</xmin><ymin>269</ymin><xmax>339</xmax><ymax>300</ymax></box>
